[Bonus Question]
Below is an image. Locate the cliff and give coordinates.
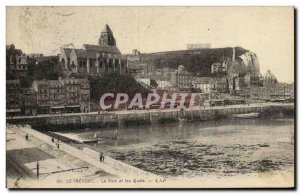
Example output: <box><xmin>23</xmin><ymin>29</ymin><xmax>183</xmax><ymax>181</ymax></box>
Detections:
<box><xmin>128</xmin><ymin>47</ymin><xmax>261</xmax><ymax>77</ymax></box>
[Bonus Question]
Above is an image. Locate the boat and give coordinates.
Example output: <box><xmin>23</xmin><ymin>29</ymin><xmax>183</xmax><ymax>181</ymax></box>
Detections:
<box><xmin>82</xmin><ymin>132</ymin><xmax>104</xmax><ymax>143</ymax></box>
<box><xmin>232</xmin><ymin>112</ymin><xmax>260</xmax><ymax>119</ymax></box>
<box><xmin>82</xmin><ymin>138</ymin><xmax>103</xmax><ymax>144</ymax></box>
<box><xmin>178</xmin><ymin>117</ymin><xmax>189</xmax><ymax>122</ymax></box>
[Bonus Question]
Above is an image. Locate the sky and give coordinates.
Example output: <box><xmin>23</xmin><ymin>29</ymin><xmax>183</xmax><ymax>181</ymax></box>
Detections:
<box><xmin>6</xmin><ymin>7</ymin><xmax>294</xmax><ymax>83</ymax></box>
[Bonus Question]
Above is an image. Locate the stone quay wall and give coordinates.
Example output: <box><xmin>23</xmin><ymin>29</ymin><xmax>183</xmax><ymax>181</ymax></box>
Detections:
<box><xmin>7</xmin><ymin>103</ymin><xmax>294</xmax><ymax>130</ymax></box>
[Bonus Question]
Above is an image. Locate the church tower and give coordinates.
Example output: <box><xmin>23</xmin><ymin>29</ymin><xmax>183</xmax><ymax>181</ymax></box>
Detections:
<box><xmin>98</xmin><ymin>24</ymin><xmax>116</xmax><ymax>46</ymax></box>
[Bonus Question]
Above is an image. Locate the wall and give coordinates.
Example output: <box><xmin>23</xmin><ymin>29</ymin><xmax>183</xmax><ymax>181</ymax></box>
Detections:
<box><xmin>7</xmin><ymin>103</ymin><xmax>294</xmax><ymax>130</ymax></box>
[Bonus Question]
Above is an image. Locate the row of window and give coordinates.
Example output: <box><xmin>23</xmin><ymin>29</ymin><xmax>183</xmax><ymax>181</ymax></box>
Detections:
<box><xmin>78</xmin><ymin>61</ymin><xmax>126</xmax><ymax>68</ymax></box>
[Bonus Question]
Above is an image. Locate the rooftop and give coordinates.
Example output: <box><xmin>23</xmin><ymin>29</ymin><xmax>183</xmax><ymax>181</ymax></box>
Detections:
<box><xmin>83</xmin><ymin>44</ymin><xmax>120</xmax><ymax>55</ymax></box>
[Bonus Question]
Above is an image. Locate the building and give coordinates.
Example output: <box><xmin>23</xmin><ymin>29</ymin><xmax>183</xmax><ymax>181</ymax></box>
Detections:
<box><xmin>34</xmin><ymin>56</ymin><xmax>59</xmax><ymax>65</ymax></box>
<box><xmin>156</xmin><ymin>79</ymin><xmax>171</xmax><ymax>89</ymax></box>
<box><xmin>31</xmin><ymin>80</ymin><xmax>49</xmax><ymax>114</ymax></box>
<box><xmin>178</xmin><ymin>71</ymin><xmax>193</xmax><ymax>89</ymax></box>
<box><xmin>211</xmin><ymin>61</ymin><xmax>227</xmax><ymax>74</ymax></box>
<box><xmin>126</xmin><ymin>49</ymin><xmax>157</xmax><ymax>78</ymax></box>
<box><xmin>187</xmin><ymin>43</ymin><xmax>211</xmax><ymax>50</ymax></box>
<box><xmin>192</xmin><ymin>77</ymin><xmax>227</xmax><ymax>93</ymax></box>
<box><xmin>263</xmin><ymin>70</ymin><xmax>277</xmax><ymax>86</ymax></box>
<box><xmin>6</xmin><ymin>44</ymin><xmax>28</xmax><ymax>78</ymax></box>
<box><xmin>32</xmin><ymin>78</ymin><xmax>90</xmax><ymax>114</ymax></box>
<box><xmin>21</xmin><ymin>89</ymin><xmax>37</xmax><ymax>116</ymax></box>
<box><xmin>169</xmin><ymin>65</ymin><xmax>193</xmax><ymax>89</ymax></box>
<box><xmin>214</xmin><ymin>78</ymin><xmax>228</xmax><ymax>93</ymax></box>
<box><xmin>60</xmin><ymin>25</ymin><xmax>128</xmax><ymax>77</ymax></box>
<box><xmin>192</xmin><ymin>77</ymin><xmax>213</xmax><ymax>93</ymax></box>
<box><xmin>125</xmin><ymin>49</ymin><xmax>142</xmax><ymax>62</ymax></box>
<box><xmin>27</xmin><ymin>53</ymin><xmax>44</xmax><ymax>58</ymax></box>
<box><xmin>128</xmin><ymin>63</ymin><xmax>148</xmax><ymax>78</ymax></box>
<box><xmin>32</xmin><ymin>80</ymin><xmax>65</xmax><ymax>114</ymax></box>
<box><xmin>249</xmin><ymin>82</ymin><xmax>294</xmax><ymax>101</ymax></box>
<box><xmin>79</xmin><ymin>79</ymin><xmax>90</xmax><ymax>112</ymax></box>
<box><xmin>270</xmin><ymin>83</ymin><xmax>294</xmax><ymax>101</ymax></box>
<box><xmin>61</xmin><ymin>78</ymin><xmax>90</xmax><ymax>113</ymax></box>
<box><xmin>6</xmin><ymin>80</ymin><xmax>21</xmax><ymax>116</ymax></box>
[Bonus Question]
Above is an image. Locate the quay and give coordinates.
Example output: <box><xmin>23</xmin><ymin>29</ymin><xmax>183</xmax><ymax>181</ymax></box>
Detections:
<box><xmin>7</xmin><ymin>124</ymin><xmax>160</xmax><ymax>188</ymax></box>
<box><xmin>6</xmin><ymin>102</ymin><xmax>294</xmax><ymax>130</ymax></box>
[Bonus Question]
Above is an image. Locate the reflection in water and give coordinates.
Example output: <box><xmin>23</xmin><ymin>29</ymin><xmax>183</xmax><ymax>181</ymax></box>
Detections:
<box><xmin>62</xmin><ymin>116</ymin><xmax>294</xmax><ymax>177</ymax></box>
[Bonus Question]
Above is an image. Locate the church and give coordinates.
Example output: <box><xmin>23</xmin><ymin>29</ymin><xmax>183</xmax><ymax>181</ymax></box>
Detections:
<box><xmin>59</xmin><ymin>25</ymin><xmax>128</xmax><ymax>77</ymax></box>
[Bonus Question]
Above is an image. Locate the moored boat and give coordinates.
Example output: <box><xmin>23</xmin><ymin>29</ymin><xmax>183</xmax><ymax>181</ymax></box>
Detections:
<box><xmin>82</xmin><ymin>138</ymin><xmax>103</xmax><ymax>144</ymax></box>
<box><xmin>232</xmin><ymin>112</ymin><xmax>260</xmax><ymax>119</ymax></box>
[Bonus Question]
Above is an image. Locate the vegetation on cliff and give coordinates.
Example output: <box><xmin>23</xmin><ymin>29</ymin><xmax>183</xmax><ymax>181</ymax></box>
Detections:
<box><xmin>140</xmin><ymin>47</ymin><xmax>249</xmax><ymax>76</ymax></box>
<box><xmin>90</xmin><ymin>73</ymin><xmax>150</xmax><ymax>103</ymax></box>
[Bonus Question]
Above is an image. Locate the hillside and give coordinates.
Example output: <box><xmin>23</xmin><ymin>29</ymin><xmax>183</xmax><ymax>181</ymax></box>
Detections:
<box><xmin>90</xmin><ymin>73</ymin><xmax>150</xmax><ymax>103</ymax></box>
<box><xmin>136</xmin><ymin>47</ymin><xmax>249</xmax><ymax>76</ymax></box>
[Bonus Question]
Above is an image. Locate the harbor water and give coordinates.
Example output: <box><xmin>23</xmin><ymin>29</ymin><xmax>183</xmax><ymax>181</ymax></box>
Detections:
<box><xmin>58</xmin><ymin>115</ymin><xmax>294</xmax><ymax>178</ymax></box>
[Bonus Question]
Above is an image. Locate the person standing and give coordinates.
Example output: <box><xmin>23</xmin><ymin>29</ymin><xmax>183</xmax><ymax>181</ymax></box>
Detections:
<box><xmin>100</xmin><ymin>152</ymin><xmax>104</xmax><ymax>162</ymax></box>
<box><xmin>99</xmin><ymin>153</ymin><xmax>102</xmax><ymax>162</ymax></box>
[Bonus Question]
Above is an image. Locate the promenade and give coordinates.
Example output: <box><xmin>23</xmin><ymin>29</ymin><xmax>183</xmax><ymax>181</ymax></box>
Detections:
<box><xmin>6</xmin><ymin>125</ymin><xmax>160</xmax><ymax>188</ymax></box>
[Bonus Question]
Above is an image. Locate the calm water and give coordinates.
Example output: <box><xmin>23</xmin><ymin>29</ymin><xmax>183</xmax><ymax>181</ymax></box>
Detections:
<box><xmin>62</xmin><ymin>115</ymin><xmax>295</xmax><ymax>177</ymax></box>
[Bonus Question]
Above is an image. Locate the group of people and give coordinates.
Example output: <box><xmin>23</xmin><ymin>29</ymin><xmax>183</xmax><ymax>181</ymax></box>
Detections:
<box><xmin>51</xmin><ymin>137</ymin><xmax>60</xmax><ymax>149</ymax></box>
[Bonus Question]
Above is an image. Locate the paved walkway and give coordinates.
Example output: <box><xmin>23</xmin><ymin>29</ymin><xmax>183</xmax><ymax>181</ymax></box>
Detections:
<box><xmin>7</xmin><ymin>125</ymin><xmax>113</xmax><ymax>188</ymax></box>
<box><xmin>7</xmin><ymin>124</ymin><xmax>160</xmax><ymax>188</ymax></box>
<box><xmin>21</xmin><ymin>126</ymin><xmax>159</xmax><ymax>177</ymax></box>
